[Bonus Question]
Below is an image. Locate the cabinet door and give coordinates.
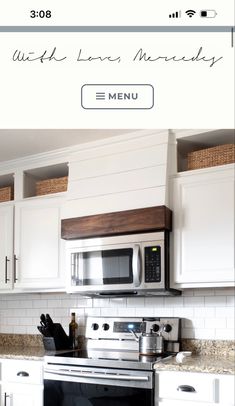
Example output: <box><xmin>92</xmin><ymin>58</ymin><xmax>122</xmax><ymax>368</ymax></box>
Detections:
<box><xmin>2</xmin><ymin>384</ymin><xmax>43</xmax><ymax>406</ymax></box>
<box><xmin>0</xmin><ymin>205</ymin><xmax>14</xmax><ymax>290</ymax></box>
<box><xmin>171</xmin><ymin>166</ymin><xmax>234</xmax><ymax>287</ymax></box>
<box><xmin>14</xmin><ymin>198</ymin><xmax>65</xmax><ymax>290</ymax></box>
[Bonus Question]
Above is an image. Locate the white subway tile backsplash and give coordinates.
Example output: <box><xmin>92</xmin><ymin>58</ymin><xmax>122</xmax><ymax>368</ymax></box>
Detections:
<box><xmin>23</xmin><ymin>317</ymin><xmax>35</xmax><ymax>326</ymax></box>
<box><xmin>194</xmin><ymin>307</ymin><xmax>215</xmax><ymax>318</ymax></box>
<box><xmin>127</xmin><ymin>297</ymin><xmax>145</xmax><ymax>307</ymax></box>
<box><xmin>26</xmin><ymin>325</ymin><xmax>39</xmax><ymax>335</ymax></box>
<box><xmin>135</xmin><ymin>307</ymin><xmax>155</xmax><ymax>317</ymax></box>
<box><xmin>226</xmin><ymin>318</ymin><xmax>234</xmax><ymax>329</ymax></box>
<box><xmin>194</xmin><ymin>329</ymin><xmax>216</xmax><ymax>339</ymax></box>
<box><xmin>164</xmin><ymin>297</ymin><xmax>184</xmax><ymax>307</ymax></box>
<box><xmin>54</xmin><ymin>308</ymin><xmax>70</xmax><ymax>317</ymax></box>
<box><xmin>83</xmin><ymin>308</ymin><xmax>101</xmax><ymax>317</ymax></box>
<box><xmin>93</xmin><ymin>298</ymin><xmax>110</xmax><ymax>308</ymax></box>
<box><xmin>205</xmin><ymin>318</ymin><xmax>226</xmax><ymax>329</ymax></box>
<box><xmin>205</xmin><ymin>296</ymin><xmax>227</xmax><ymax>307</ymax></box>
<box><xmin>215</xmin><ymin>329</ymin><xmax>234</xmax><ymax>340</ymax></box>
<box><xmin>7</xmin><ymin>318</ymin><xmax>20</xmax><ymax>326</ymax></box>
<box><xmin>100</xmin><ymin>308</ymin><xmax>118</xmax><ymax>317</ymax></box>
<box><xmin>184</xmin><ymin>318</ymin><xmax>205</xmax><ymax>328</ymax></box>
<box><xmin>15</xmin><ymin>325</ymin><xmax>30</xmax><ymax>334</ymax></box>
<box><xmin>152</xmin><ymin>308</ymin><xmax>173</xmax><ymax>317</ymax></box>
<box><xmin>193</xmin><ymin>289</ymin><xmax>215</xmax><ymax>296</ymax></box>
<box><xmin>173</xmin><ymin>308</ymin><xmax>194</xmax><ymax>318</ymax></box>
<box><xmin>32</xmin><ymin>300</ymin><xmax>48</xmax><ymax>308</ymax></box>
<box><xmin>215</xmin><ymin>288</ymin><xmax>235</xmax><ymax>296</ymax></box>
<box><xmin>0</xmin><ymin>289</ymin><xmax>234</xmax><ymax>340</ymax></box>
<box><xmin>47</xmin><ymin>299</ymin><xmax>62</xmax><ymax>308</ymax></box>
<box><xmin>144</xmin><ymin>297</ymin><xmax>164</xmax><ymax>307</ymax></box>
<box><xmin>117</xmin><ymin>308</ymin><xmax>136</xmax><ymax>317</ymax></box>
<box><xmin>183</xmin><ymin>297</ymin><xmax>204</xmax><ymax>307</ymax></box>
<box><xmin>215</xmin><ymin>307</ymin><xmax>234</xmax><ymax>318</ymax></box>
<box><xmin>181</xmin><ymin>289</ymin><xmax>195</xmax><ymax>296</ymax></box>
<box><xmin>109</xmin><ymin>298</ymin><xmax>127</xmax><ymax>308</ymax></box>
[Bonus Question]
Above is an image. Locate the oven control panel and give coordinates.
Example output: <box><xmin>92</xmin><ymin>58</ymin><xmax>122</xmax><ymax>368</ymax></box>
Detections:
<box><xmin>86</xmin><ymin>317</ymin><xmax>180</xmax><ymax>343</ymax></box>
<box><xmin>113</xmin><ymin>321</ymin><xmax>142</xmax><ymax>333</ymax></box>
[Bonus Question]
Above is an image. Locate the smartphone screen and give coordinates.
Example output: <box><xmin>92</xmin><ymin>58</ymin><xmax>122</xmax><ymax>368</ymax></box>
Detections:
<box><xmin>0</xmin><ymin>0</ymin><xmax>234</xmax><ymax>349</ymax></box>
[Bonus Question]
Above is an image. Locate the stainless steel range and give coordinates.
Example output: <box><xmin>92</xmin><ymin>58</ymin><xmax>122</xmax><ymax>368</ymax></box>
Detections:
<box><xmin>44</xmin><ymin>317</ymin><xmax>180</xmax><ymax>406</ymax></box>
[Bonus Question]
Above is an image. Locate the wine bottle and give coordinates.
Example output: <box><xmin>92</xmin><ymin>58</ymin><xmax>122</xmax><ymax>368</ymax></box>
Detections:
<box><xmin>69</xmin><ymin>312</ymin><xmax>78</xmax><ymax>349</ymax></box>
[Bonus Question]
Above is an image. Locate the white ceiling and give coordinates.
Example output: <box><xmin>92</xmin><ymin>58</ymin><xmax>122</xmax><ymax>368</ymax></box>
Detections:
<box><xmin>0</xmin><ymin>129</ymin><xmax>135</xmax><ymax>163</ymax></box>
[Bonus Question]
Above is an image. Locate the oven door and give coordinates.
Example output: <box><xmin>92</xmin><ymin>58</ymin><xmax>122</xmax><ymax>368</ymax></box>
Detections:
<box><xmin>67</xmin><ymin>243</ymin><xmax>141</xmax><ymax>293</ymax></box>
<box><xmin>44</xmin><ymin>365</ymin><xmax>154</xmax><ymax>406</ymax></box>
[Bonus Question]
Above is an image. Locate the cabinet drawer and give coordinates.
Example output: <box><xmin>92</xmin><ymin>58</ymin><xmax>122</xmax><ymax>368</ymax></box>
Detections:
<box><xmin>158</xmin><ymin>372</ymin><xmax>218</xmax><ymax>403</ymax></box>
<box><xmin>2</xmin><ymin>359</ymin><xmax>43</xmax><ymax>385</ymax></box>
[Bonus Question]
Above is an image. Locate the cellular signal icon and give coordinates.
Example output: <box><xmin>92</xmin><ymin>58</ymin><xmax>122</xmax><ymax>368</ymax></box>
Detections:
<box><xmin>185</xmin><ymin>9</ymin><xmax>196</xmax><ymax>18</ymax></box>
<box><xmin>169</xmin><ymin>11</ymin><xmax>181</xmax><ymax>18</ymax></box>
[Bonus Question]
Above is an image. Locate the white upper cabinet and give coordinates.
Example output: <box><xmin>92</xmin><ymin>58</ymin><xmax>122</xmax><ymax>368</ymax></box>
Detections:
<box><xmin>171</xmin><ymin>165</ymin><xmax>235</xmax><ymax>287</ymax></box>
<box><xmin>0</xmin><ymin>204</ymin><xmax>14</xmax><ymax>290</ymax></box>
<box><xmin>14</xmin><ymin>198</ymin><xmax>65</xmax><ymax>291</ymax></box>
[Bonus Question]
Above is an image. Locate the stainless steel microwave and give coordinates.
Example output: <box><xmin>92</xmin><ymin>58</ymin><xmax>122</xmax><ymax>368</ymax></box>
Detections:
<box><xmin>66</xmin><ymin>232</ymin><xmax>181</xmax><ymax>297</ymax></box>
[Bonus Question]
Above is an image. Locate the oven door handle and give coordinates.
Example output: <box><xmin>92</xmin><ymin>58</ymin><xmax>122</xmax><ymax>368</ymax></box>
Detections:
<box><xmin>44</xmin><ymin>368</ymin><xmax>149</xmax><ymax>382</ymax></box>
<box><xmin>132</xmin><ymin>244</ymin><xmax>141</xmax><ymax>287</ymax></box>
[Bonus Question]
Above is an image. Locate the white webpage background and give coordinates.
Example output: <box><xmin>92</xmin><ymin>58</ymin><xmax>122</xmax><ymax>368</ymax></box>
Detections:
<box><xmin>0</xmin><ymin>32</ymin><xmax>233</xmax><ymax>128</ymax></box>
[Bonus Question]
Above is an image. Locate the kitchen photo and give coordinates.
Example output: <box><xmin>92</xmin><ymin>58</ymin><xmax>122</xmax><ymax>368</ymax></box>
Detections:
<box><xmin>0</xmin><ymin>129</ymin><xmax>234</xmax><ymax>406</ymax></box>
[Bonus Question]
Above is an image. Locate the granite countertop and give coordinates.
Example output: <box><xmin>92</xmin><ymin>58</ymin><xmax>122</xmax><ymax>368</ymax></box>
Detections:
<box><xmin>154</xmin><ymin>354</ymin><xmax>235</xmax><ymax>375</ymax></box>
<box><xmin>0</xmin><ymin>333</ymin><xmax>45</xmax><ymax>360</ymax></box>
<box><xmin>153</xmin><ymin>338</ymin><xmax>235</xmax><ymax>375</ymax></box>
<box><xmin>0</xmin><ymin>346</ymin><xmax>46</xmax><ymax>361</ymax></box>
<box><xmin>0</xmin><ymin>334</ymin><xmax>234</xmax><ymax>375</ymax></box>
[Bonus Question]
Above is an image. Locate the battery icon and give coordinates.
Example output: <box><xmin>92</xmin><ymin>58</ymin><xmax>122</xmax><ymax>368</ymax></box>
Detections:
<box><xmin>200</xmin><ymin>10</ymin><xmax>217</xmax><ymax>18</ymax></box>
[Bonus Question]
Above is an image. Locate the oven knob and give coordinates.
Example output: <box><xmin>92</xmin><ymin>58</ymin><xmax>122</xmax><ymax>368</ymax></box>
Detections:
<box><xmin>91</xmin><ymin>323</ymin><xmax>99</xmax><ymax>331</ymax></box>
<box><xmin>152</xmin><ymin>324</ymin><xmax>160</xmax><ymax>333</ymax></box>
<box><xmin>163</xmin><ymin>324</ymin><xmax>172</xmax><ymax>333</ymax></box>
<box><xmin>102</xmin><ymin>323</ymin><xmax>110</xmax><ymax>331</ymax></box>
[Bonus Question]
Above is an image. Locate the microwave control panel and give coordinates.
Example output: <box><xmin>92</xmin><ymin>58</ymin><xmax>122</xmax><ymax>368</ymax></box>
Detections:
<box><xmin>145</xmin><ymin>246</ymin><xmax>161</xmax><ymax>283</ymax></box>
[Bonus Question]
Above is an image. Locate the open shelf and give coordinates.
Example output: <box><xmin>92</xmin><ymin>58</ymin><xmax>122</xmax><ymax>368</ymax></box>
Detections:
<box><xmin>0</xmin><ymin>173</ymin><xmax>14</xmax><ymax>203</ymax></box>
<box><xmin>177</xmin><ymin>129</ymin><xmax>235</xmax><ymax>172</ymax></box>
<box><xmin>23</xmin><ymin>163</ymin><xmax>69</xmax><ymax>198</ymax></box>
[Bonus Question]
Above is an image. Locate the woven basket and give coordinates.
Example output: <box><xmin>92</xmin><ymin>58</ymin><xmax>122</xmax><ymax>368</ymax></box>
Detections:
<box><xmin>0</xmin><ymin>186</ymin><xmax>13</xmax><ymax>203</ymax></box>
<box><xmin>36</xmin><ymin>176</ymin><xmax>68</xmax><ymax>196</ymax></box>
<box><xmin>187</xmin><ymin>144</ymin><xmax>235</xmax><ymax>170</ymax></box>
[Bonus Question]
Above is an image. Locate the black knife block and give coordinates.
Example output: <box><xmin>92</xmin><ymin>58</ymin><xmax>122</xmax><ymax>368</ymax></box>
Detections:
<box><xmin>42</xmin><ymin>323</ymin><xmax>70</xmax><ymax>351</ymax></box>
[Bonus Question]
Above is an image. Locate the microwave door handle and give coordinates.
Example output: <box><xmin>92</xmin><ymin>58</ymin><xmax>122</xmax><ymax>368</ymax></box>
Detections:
<box><xmin>133</xmin><ymin>244</ymin><xmax>141</xmax><ymax>287</ymax></box>
<box><xmin>78</xmin><ymin>253</ymin><xmax>84</xmax><ymax>282</ymax></box>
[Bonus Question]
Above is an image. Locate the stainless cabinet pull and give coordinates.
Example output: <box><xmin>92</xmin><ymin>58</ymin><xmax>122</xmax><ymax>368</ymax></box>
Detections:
<box><xmin>14</xmin><ymin>254</ymin><xmax>18</xmax><ymax>282</ymax></box>
<box><xmin>4</xmin><ymin>393</ymin><xmax>10</xmax><ymax>406</ymax></box>
<box><xmin>5</xmin><ymin>256</ymin><xmax>10</xmax><ymax>283</ymax></box>
<box><xmin>177</xmin><ymin>385</ymin><xmax>196</xmax><ymax>392</ymax></box>
<box><xmin>17</xmin><ymin>370</ymin><xmax>29</xmax><ymax>377</ymax></box>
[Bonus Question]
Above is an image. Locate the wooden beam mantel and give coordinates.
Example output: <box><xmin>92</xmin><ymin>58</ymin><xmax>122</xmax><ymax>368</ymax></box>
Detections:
<box><xmin>61</xmin><ymin>206</ymin><xmax>172</xmax><ymax>240</ymax></box>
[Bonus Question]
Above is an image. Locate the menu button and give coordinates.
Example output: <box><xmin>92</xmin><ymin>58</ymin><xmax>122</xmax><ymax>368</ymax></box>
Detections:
<box><xmin>81</xmin><ymin>84</ymin><xmax>154</xmax><ymax>109</ymax></box>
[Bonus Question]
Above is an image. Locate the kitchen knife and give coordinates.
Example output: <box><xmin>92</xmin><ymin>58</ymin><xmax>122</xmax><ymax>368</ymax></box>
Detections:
<box><xmin>40</xmin><ymin>314</ymin><xmax>46</xmax><ymax>326</ymax></box>
<box><xmin>45</xmin><ymin>314</ymin><xmax>54</xmax><ymax>336</ymax></box>
<box><xmin>37</xmin><ymin>325</ymin><xmax>51</xmax><ymax>337</ymax></box>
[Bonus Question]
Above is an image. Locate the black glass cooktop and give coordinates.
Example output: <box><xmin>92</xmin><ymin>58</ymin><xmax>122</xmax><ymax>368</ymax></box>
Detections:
<box><xmin>50</xmin><ymin>349</ymin><xmax>173</xmax><ymax>370</ymax></box>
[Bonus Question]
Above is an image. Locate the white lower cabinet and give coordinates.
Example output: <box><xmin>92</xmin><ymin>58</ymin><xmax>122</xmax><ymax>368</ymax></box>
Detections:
<box><xmin>2</xmin><ymin>383</ymin><xmax>43</xmax><ymax>406</ymax></box>
<box><xmin>0</xmin><ymin>359</ymin><xmax>43</xmax><ymax>406</ymax></box>
<box><xmin>155</xmin><ymin>371</ymin><xmax>235</xmax><ymax>406</ymax></box>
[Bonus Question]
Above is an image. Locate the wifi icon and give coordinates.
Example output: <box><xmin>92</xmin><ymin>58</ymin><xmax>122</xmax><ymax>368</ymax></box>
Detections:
<box><xmin>185</xmin><ymin>9</ymin><xmax>196</xmax><ymax>17</ymax></box>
